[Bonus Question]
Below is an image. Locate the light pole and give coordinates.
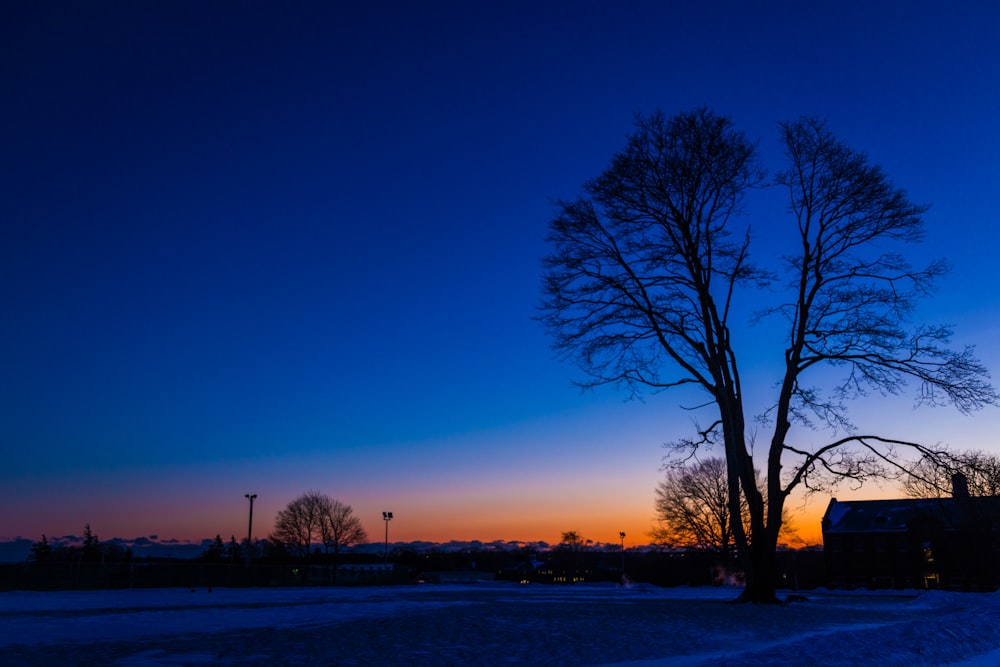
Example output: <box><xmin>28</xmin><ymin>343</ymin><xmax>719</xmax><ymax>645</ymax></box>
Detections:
<box><xmin>382</xmin><ymin>511</ymin><xmax>393</xmax><ymax>564</ymax></box>
<box><xmin>245</xmin><ymin>494</ymin><xmax>257</xmax><ymax>567</ymax></box>
<box><xmin>619</xmin><ymin>531</ymin><xmax>626</xmax><ymax>584</ymax></box>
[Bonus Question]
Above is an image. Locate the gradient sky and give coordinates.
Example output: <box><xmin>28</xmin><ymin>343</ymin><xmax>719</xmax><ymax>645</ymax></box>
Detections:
<box><xmin>3</xmin><ymin>1</ymin><xmax>1000</xmax><ymax>549</ymax></box>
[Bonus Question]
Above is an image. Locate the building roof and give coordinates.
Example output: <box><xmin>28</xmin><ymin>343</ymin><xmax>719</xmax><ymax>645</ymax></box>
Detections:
<box><xmin>822</xmin><ymin>496</ymin><xmax>1000</xmax><ymax>534</ymax></box>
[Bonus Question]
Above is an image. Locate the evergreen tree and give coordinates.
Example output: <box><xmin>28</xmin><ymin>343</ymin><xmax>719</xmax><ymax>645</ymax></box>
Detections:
<box><xmin>203</xmin><ymin>534</ymin><xmax>226</xmax><ymax>562</ymax></box>
<box><xmin>81</xmin><ymin>524</ymin><xmax>100</xmax><ymax>562</ymax></box>
<box><xmin>29</xmin><ymin>534</ymin><xmax>52</xmax><ymax>563</ymax></box>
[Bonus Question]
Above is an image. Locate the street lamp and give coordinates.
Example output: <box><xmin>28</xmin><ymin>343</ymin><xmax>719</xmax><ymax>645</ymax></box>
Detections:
<box><xmin>382</xmin><ymin>511</ymin><xmax>393</xmax><ymax>564</ymax></box>
<box><xmin>245</xmin><ymin>494</ymin><xmax>257</xmax><ymax>567</ymax></box>
<box><xmin>619</xmin><ymin>531</ymin><xmax>626</xmax><ymax>584</ymax></box>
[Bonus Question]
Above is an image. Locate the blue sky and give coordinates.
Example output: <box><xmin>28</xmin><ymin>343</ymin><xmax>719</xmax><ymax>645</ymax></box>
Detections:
<box><xmin>2</xmin><ymin>1</ymin><xmax>999</xmax><ymax>545</ymax></box>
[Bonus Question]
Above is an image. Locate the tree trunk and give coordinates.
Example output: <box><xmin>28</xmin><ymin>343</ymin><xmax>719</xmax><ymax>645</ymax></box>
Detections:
<box><xmin>736</xmin><ymin>528</ymin><xmax>780</xmax><ymax>603</ymax></box>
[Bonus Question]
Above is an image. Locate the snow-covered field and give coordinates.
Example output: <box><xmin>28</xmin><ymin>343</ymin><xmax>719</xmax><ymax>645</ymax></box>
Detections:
<box><xmin>2</xmin><ymin>583</ymin><xmax>1000</xmax><ymax>666</ymax></box>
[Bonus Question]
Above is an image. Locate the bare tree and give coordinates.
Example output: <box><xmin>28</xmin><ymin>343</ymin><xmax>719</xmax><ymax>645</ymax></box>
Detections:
<box><xmin>651</xmin><ymin>457</ymin><xmax>795</xmax><ymax>558</ymax></box>
<box><xmin>273</xmin><ymin>491</ymin><xmax>368</xmax><ymax>575</ymax></box>
<box><xmin>272</xmin><ymin>491</ymin><xmax>328</xmax><ymax>560</ymax></box>
<box><xmin>540</xmin><ymin>108</ymin><xmax>996</xmax><ymax>602</ymax></box>
<box><xmin>651</xmin><ymin>458</ymin><xmax>737</xmax><ymax>557</ymax></box>
<box><xmin>902</xmin><ymin>448</ymin><xmax>1000</xmax><ymax>498</ymax></box>
<box><xmin>558</xmin><ymin>530</ymin><xmax>585</xmax><ymax>551</ymax></box>
<box><xmin>319</xmin><ymin>498</ymin><xmax>367</xmax><ymax>583</ymax></box>
<box><xmin>319</xmin><ymin>499</ymin><xmax>367</xmax><ymax>554</ymax></box>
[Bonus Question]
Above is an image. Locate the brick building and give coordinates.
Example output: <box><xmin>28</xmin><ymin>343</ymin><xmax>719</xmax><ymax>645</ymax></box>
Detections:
<box><xmin>822</xmin><ymin>474</ymin><xmax>1000</xmax><ymax>590</ymax></box>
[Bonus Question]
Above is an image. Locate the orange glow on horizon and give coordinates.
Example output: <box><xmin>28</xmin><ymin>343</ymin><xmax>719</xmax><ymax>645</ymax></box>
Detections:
<box><xmin>0</xmin><ymin>493</ymin><xmax>834</xmax><ymax>552</ymax></box>
<box><xmin>351</xmin><ymin>497</ymin><xmax>830</xmax><ymax>549</ymax></box>
<box><xmin>4</xmin><ymin>453</ymin><xmax>903</xmax><ymax>551</ymax></box>
<box><xmin>371</xmin><ymin>515</ymin><xmax>826</xmax><ymax>549</ymax></box>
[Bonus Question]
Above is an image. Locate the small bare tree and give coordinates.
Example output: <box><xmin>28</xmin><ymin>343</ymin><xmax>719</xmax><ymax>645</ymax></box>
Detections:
<box><xmin>558</xmin><ymin>530</ymin><xmax>585</xmax><ymax>551</ymax></box>
<box><xmin>319</xmin><ymin>498</ymin><xmax>367</xmax><ymax>583</ymax></box>
<box><xmin>652</xmin><ymin>457</ymin><xmax>794</xmax><ymax>558</ymax></box>
<box><xmin>272</xmin><ymin>491</ymin><xmax>328</xmax><ymax>560</ymax></box>
<box><xmin>652</xmin><ymin>458</ymin><xmax>736</xmax><ymax>556</ymax></box>
<box><xmin>273</xmin><ymin>491</ymin><xmax>368</xmax><ymax>578</ymax></box>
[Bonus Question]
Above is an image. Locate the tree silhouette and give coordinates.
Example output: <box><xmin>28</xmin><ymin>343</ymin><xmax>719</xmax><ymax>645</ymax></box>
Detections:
<box><xmin>318</xmin><ymin>499</ymin><xmax>367</xmax><ymax>553</ymax></box>
<box><xmin>652</xmin><ymin>457</ymin><xmax>795</xmax><ymax>560</ymax></box>
<box><xmin>81</xmin><ymin>524</ymin><xmax>100</xmax><ymax>563</ymax></box>
<box><xmin>652</xmin><ymin>458</ymin><xmax>738</xmax><ymax>557</ymax></box>
<box><xmin>272</xmin><ymin>491</ymin><xmax>326</xmax><ymax>560</ymax></box>
<box><xmin>903</xmin><ymin>448</ymin><xmax>1000</xmax><ymax>498</ymax></box>
<box><xmin>318</xmin><ymin>498</ymin><xmax>367</xmax><ymax>584</ymax></box>
<box><xmin>540</xmin><ymin>108</ymin><xmax>996</xmax><ymax>602</ymax></box>
<box><xmin>272</xmin><ymin>491</ymin><xmax>367</xmax><ymax>579</ymax></box>
<box><xmin>558</xmin><ymin>530</ymin><xmax>585</xmax><ymax>551</ymax></box>
<box><xmin>29</xmin><ymin>534</ymin><xmax>52</xmax><ymax>563</ymax></box>
<box><xmin>202</xmin><ymin>534</ymin><xmax>226</xmax><ymax>562</ymax></box>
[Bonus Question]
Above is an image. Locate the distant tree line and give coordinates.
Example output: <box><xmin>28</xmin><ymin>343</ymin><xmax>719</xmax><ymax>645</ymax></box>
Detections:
<box><xmin>29</xmin><ymin>524</ymin><xmax>132</xmax><ymax>565</ymax></box>
<box><xmin>26</xmin><ymin>489</ymin><xmax>369</xmax><ymax>570</ymax></box>
<box><xmin>200</xmin><ymin>534</ymin><xmax>244</xmax><ymax>563</ymax></box>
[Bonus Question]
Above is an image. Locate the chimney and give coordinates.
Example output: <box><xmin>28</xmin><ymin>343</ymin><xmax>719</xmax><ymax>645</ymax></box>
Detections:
<box><xmin>951</xmin><ymin>472</ymin><xmax>970</xmax><ymax>498</ymax></box>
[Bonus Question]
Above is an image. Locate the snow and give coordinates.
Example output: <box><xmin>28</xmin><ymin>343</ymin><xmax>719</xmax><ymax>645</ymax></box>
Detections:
<box><xmin>2</xmin><ymin>583</ymin><xmax>1000</xmax><ymax>665</ymax></box>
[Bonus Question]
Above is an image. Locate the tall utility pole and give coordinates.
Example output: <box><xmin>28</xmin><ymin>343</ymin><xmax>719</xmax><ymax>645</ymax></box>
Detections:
<box><xmin>245</xmin><ymin>494</ymin><xmax>257</xmax><ymax>567</ymax></box>
<box><xmin>619</xmin><ymin>531</ymin><xmax>626</xmax><ymax>584</ymax></box>
<box><xmin>382</xmin><ymin>511</ymin><xmax>393</xmax><ymax>564</ymax></box>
